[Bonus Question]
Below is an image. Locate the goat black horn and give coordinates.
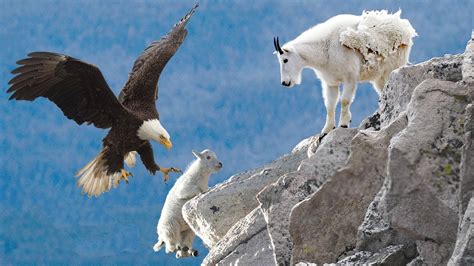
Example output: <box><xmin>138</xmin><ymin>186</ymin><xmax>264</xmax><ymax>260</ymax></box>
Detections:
<box><xmin>276</xmin><ymin>37</ymin><xmax>284</xmax><ymax>54</ymax></box>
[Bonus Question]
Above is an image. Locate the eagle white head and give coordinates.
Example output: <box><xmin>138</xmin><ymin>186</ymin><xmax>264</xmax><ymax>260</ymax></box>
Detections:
<box><xmin>137</xmin><ymin>119</ymin><xmax>172</xmax><ymax>149</ymax></box>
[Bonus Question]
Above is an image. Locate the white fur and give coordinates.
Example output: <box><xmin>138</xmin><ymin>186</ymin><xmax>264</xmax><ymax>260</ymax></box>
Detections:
<box><xmin>153</xmin><ymin>149</ymin><xmax>222</xmax><ymax>258</ymax></box>
<box><xmin>137</xmin><ymin>119</ymin><xmax>170</xmax><ymax>142</ymax></box>
<box><xmin>275</xmin><ymin>10</ymin><xmax>416</xmax><ymax>135</ymax></box>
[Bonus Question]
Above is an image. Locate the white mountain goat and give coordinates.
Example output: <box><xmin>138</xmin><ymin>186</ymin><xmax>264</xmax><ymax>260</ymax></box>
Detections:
<box><xmin>274</xmin><ymin>10</ymin><xmax>416</xmax><ymax>139</ymax></box>
<box><xmin>153</xmin><ymin>149</ymin><xmax>222</xmax><ymax>258</ymax></box>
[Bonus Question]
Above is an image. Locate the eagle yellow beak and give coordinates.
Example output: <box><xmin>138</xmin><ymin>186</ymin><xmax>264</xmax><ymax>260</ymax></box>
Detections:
<box><xmin>160</xmin><ymin>138</ymin><xmax>173</xmax><ymax>150</ymax></box>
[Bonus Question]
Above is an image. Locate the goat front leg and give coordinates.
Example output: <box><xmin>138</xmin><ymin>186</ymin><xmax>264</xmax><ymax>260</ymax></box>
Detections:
<box><xmin>340</xmin><ymin>81</ymin><xmax>357</xmax><ymax>128</ymax></box>
<box><xmin>320</xmin><ymin>83</ymin><xmax>339</xmax><ymax>140</ymax></box>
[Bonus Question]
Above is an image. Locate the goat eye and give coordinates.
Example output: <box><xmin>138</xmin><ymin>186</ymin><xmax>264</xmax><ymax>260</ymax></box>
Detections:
<box><xmin>206</xmin><ymin>156</ymin><xmax>211</xmax><ymax>160</ymax></box>
<box><xmin>283</xmin><ymin>59</ymin><xmax>288</xmax><ymax>63</ymax></box>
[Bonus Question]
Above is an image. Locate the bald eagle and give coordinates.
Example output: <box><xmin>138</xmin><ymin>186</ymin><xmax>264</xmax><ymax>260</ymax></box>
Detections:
<box><xmin>6</xmin><ymin>3</ymin><xmax>199</xmax><ymax>197</ymax></box>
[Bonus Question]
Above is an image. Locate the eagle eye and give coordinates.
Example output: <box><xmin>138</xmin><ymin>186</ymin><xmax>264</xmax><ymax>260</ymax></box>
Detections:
<box><xmin>283</xmin><ymin>59</ymin><xmax>288</xmax><ymax>63</ymax></box>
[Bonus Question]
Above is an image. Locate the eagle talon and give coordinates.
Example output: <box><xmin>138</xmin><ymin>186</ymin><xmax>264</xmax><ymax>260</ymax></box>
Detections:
<box><xmin>160</xmin><ymin>167</ymin><xmax>182</xmax><ymax>182</ymax></box>
<box><xmin>120</xmin><ymin>169</ymin><xmax>132</xmax><ymax>184</ymax></box>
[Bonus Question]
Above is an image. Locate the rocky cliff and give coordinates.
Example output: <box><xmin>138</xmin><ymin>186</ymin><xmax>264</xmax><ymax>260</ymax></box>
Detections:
<box><xmin>183</xmin><ymin>33</ymin><xmax>474</xmax><ymax>265</ymax></box>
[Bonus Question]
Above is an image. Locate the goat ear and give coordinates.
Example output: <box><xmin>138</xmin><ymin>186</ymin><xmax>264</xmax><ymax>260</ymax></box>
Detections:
<box><xmin>273</xmin><ymin>51</ymin><xmax>277</xmax><ymax>55</ymax></box>
<box><xmin>192</xmin><ymin>150</ymin><xmax>201</xmax><ymax>159</ymax></box>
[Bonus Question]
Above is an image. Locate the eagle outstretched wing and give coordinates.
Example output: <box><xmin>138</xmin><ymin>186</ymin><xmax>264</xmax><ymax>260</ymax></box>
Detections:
<box><xmin>118</xmin><ymin>3</ymin><xmax>198</xmax><ymax>108</ymax></box>
<box><xmin>7</xmin><ymin>52</ymin><xmax>127</xmax><ymax>129</ymax></box>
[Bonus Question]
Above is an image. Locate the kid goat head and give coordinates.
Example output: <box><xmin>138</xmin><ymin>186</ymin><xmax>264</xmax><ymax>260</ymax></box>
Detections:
<box><xmin>192</xmin><ymin>149</ymin><xmax>222</xmax><ymax>173</ymax></box>
<box><xmin>273</xmin><ymin>37</ymin><xmax>304</xmax><ymax>88</ymax></box>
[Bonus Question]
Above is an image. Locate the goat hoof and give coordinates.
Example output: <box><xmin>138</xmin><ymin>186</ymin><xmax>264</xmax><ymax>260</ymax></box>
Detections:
<box><xmin>191</xmin><ymin>250</ymin><xmax>198</xmax><ymax>257</ymax></box>
<box><xmin>340</xmin><ymin>125</ymin><xmax>348</xmax><ymax>128</ymax></box>
<box><xmin>318</xmin><ymin>133</ymin><xmax>327</xmax><ymax>142</ymax></box>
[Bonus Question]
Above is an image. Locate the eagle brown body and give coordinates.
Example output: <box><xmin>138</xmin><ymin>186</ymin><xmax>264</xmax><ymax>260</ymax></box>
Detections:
<box><xmin>7</xmin><ymin>3</ymin><xmax>199</xmax><ymax>197</ymax></box>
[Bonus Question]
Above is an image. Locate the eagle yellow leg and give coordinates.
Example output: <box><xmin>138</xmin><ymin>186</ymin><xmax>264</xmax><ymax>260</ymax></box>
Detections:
<box><xmin>160</xmin><ymin>167</ymin><xmax>182</xmax><ymax>182</ymax></box>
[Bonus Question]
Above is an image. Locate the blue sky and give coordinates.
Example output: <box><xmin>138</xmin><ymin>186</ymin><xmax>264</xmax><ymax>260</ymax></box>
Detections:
<box><xmin>0</xmin><ymin>0</ymin><xmax>472</xmax><ymax>264</ymax></box>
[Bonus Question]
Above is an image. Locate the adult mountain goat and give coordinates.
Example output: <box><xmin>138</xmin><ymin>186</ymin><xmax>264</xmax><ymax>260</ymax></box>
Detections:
<box><xmin>274</xmin><ymin>10</ymin><xmax>416</xmax><ymax>139</ymax></box>
<box><xmin>153</xmin><ymin>149</ymin><xmax>222</xmax><ymax>258</ymax></box>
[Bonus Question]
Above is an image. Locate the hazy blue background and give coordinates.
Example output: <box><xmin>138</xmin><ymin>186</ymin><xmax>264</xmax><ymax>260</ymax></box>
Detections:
<box><xmin>0</xmin><ymin>0</ymin><xmax>471</xmax><ymax>264</ymax></box>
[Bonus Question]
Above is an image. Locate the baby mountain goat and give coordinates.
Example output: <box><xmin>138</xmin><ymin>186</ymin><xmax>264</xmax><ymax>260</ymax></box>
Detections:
<box><xmin>274</xmin><ymin>10</ymin><xmax>416</xmax><ymax>139</ymax></box>
<box><xmin>153</xmin><ymin>149</ymin><xmax>222</xmax><ymax>258</ymax></box>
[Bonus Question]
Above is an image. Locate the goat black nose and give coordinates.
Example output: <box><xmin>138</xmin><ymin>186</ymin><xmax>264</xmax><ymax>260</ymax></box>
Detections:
<box><xmin>282</xmin><ymin>81</ymin><xmax>290</xmax><ymax>87</ymax></box>
<box><xmin>218</xmin><ymin>162</ymin><xmax>223</xmax><ymax>168</ymax></box>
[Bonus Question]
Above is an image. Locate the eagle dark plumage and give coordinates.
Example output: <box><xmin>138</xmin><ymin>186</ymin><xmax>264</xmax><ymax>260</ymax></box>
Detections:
<box><xmin>7</xmin><ymin>3</ymin><xmax>199</xmax><ymax>197</ymax></box>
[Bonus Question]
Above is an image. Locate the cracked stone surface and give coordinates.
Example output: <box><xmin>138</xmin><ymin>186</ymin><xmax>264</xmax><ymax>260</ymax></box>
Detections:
<box><xmin>289</xmin><ymin>114</ymin><xmax>407</xmax><ymax>264</ymax></box>
<box><xmin>377</xmin><ymin>54</ymin><xmax>463</xmax><ymax>128</ymax></box>
<box><xmin>202</xmin><ymin>207</ymin><xmax>273</xmax><ymax>266</ymax></box>
<box><xmin>256</xmin><ymin>128</ymin><xmax>357</xmax><ymax>265</ymax></box>
<box><xmin>336</xmin><ymin>244</ymin><xmax>418</xmax><ymax>265</ymax></box>
<box><xmin>357</xmin><ymin>36</ymin><xmax>473</xmax><ymax>265</ymax></box>
<box><xmin>449</xmin><ymin>197</ymin><xmax>474</xmax><ymax>265</ymax></box>
<box><xmin>384</xmin><ymin>78</ymin><xmax>469</xmax><ymax>265</ymax></box>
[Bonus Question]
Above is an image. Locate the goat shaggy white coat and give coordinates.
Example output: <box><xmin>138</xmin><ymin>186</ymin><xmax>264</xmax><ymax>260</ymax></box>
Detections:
<box><xmin>274</xmin><ymin>10</ymin><xmax>416</xmax><ymax>138</ymax></box>
<box><xmin>153</xmin><ymin>149</ymin><xmax>222</xmax><ymax>258</ymax></box>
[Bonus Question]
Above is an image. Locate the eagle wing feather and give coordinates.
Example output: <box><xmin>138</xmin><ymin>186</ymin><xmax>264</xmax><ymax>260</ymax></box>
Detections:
<box><xmin>118</xmin><ymin>3</ymin><xmax>198</xmax><ymax>109</ymax></box>
<box><xmin>8</xmin><ymin>52</ymin><xmax>127</xmax><ymax>129</ymax></box>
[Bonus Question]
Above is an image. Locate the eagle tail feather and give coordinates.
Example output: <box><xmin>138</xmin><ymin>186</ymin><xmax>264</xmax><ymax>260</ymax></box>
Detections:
<box><xmin>76</xmin><ymin>150</ymin><xmax>120</xmax><ymax>197</ymax></box>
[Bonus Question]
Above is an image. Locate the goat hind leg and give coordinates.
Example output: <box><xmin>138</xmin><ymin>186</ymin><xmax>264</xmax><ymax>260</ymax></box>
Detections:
<box><xmin>178</xmin><ymin>229</ymin><xmax>198</xmax><ymax>258</ymax></box>
<box><xmin>165</xmin><ymin>241</ymin><xmax>178</xmax><ymax>254</ymax></box>
<box><xmin>164</xmin><ymin>228</ymin><xmax>181</xmax><ymax>254</ymax></box>
<box><xmin>371</xmin><ymin>74</ymin><xmax>389</xmax><ymax>97</ymax></box>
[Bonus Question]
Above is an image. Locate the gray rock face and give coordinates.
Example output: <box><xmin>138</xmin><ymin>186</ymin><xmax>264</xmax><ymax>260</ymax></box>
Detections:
<box><xmin>216</xmin><ymin>229</ymin><xmax>274</xmax><ymax>266</ymax></box>
<box><xmin>459</xmin><ymin>32</ymin><xmax>474</xmax><ymax>221</ymax></box>
<box><xmin>181</xmin><ymin>34</ymin><xmax>473</xmax><ymax>265</ymax></box>
<box><xmin>378</xmin><ymin>54</ymin><xmax>463</xmax><ymax>128</ymax></box>
<box><xmin>182</xmin><ymin>138</ymin><xmax>312</xmax><ymax>247</ymax></box>
<box><xmin>203</xmin><ymin>207</ymin><xmax>274</xmax><ymax>266</ymax></box>
<box><xmin>337</xmin><ymin>244</ymin><xmax>418</xmax><ymax>265</ymax></box>
<box><xmin>289</xmin><ymin>114</ymin><xmax>407</xmax><ymax>264</ymax></box>
<box><xmin>257</xmin><ymin>128</ymin><xmax>357</xmax><ymax>265</ymax></box>
<box><xmin>462</xmin><ymin>32</ymin><xmax>474</xmax><ymax>85</ymax></box>
<box><xmin>460</xmin><ymin>103</ymin><xmax>474</xmax><ymax>219</ymax></box>
<box><xmin>356</xmin><ymin>177</ymin><xmax>413</xmax><ymax>253</ymax></box>
<box><xmin>358</xmin><ymin>33</ymin><xmax>473</xmax><ymax>265</ymax></box>
<box><xmin>449</xmin><ymin>198</ymin><xmax>474</xmax><ymax>265</ymax></box>
<box><xmin>383</xmin><ymin>79</ymin><xmax>469</xmax><ymax>265</ymax></box>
